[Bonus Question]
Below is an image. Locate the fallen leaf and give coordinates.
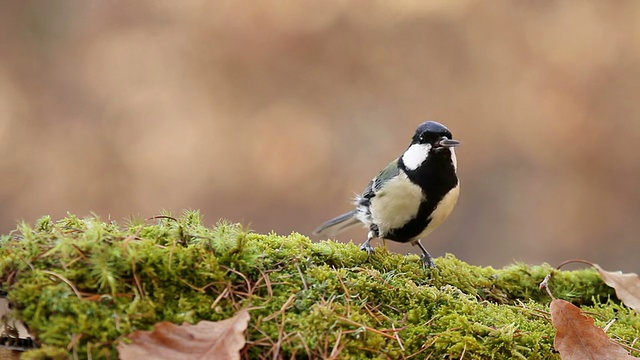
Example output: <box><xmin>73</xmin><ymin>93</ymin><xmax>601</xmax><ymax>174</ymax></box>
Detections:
<box><xmin>118</xmin><ymin>309</ymin><xmax>249</xmax><ymax>360</ymax></box>
<box><xmin>0</xmin><ymin>348</ymin><xmax>21</xmax><ymax>360</ymax></box>
<box><xmin>0</xmin><ymin>296</ymin><xmax>37</xmax><ymax>351</ymax></box>
<box><xmin>592</xmin><ymin>264</ymin><xmax>640</xmax><ymax>313</ymax></box>
<box><xmin>551</xmin><ymin>299</ymin><xmax>637</xmax><ymax>359</ymax></box>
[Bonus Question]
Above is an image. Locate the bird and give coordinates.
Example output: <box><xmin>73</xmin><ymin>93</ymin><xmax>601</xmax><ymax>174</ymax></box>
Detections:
<box><xmin>313</xmin><ymin>121</ymin><xmax>460</xmax><ymax>268</ymax></box>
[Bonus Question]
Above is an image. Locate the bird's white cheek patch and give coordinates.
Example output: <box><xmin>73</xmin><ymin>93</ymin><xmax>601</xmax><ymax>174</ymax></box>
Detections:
<box><xmin>402</xmin><ymin>144</ymin><xmax>431</xmax><ymax>171</ymax></box>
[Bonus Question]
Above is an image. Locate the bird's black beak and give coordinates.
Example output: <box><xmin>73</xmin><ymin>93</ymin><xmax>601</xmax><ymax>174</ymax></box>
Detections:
<box><xmin>436</xmin><ymin>137</ymin><xmax>461</xmax><ymax>148</ymax></box>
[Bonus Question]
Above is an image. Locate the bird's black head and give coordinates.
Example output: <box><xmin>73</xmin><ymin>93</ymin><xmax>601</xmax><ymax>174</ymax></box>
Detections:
<box><xmin>401</xmin><ymin>120</ymin><xmax>460</xmax><ymax>172</ymax></box>
<box><xmin>412</xmin><ymin>121</ymin><xmax>460</xmax><ymax>149</ymax></box>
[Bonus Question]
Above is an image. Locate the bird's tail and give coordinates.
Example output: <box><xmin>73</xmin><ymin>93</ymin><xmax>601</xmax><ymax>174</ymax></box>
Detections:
<box><xmin>313</xmin><ymin>210</ymin><xmax>360</xmax><ymax>238</ymax></box>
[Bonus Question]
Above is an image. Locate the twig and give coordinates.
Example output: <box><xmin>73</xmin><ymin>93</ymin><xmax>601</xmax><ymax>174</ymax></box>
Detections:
<box><xmin>67</xmin><ymin>332</ymin><xmax>83</xmax><ymax>359</ymax></box>
<box><xmin>612</xmin><ymin>338</ymin><xmax>640</xmax><ymax>354</ymax></box>
<box><xmin>539</xmin><ymin>273</ymin><xmax>555</xmax><ymax>300</ymax></box>
<box><xmin>210</xmin><ymin>286</ymin><xmax>230</xmax><ymax>309</ymax></box>
<box><xmin>271</xmin><ymin>296</ymin><xmax>297</xmax><ymax>360</ymax></box>
<box><xmin>392</xmin><ymin>323</ymin><xmax>405</xmax><ymax>351</ymax></box>
<box><xmin>220</xmin><ymin>265</ymin><xmax>252</xmax><ymax>295</ymax></box>
<box><xmin>295</xmin><ymin>263</ymin><xmax>308</xmax><ymax>291</ymax></box>
<box><xmin>41</xmin><ymin>270</ymin><xmax>82</xmax><ymax>299</ymax></box>
<box><xmin>132</xmin><ymin>260</ymin><xmax>145</xmax><ymax>300</ymax></box>
<box><xmin>146</xmin><ymin>215</ymin><xmax>177</xmax><ymax>222</ymax></box>
<box><xmin>603</xmin><ymin>317</ymin><xmax>617</xmax><ymax>333</ymax></box>
<box><xmin>263</xmin><ymin>294</ymin><xmax>296</xmax><ymax>322</ymax></box>
<box><xmin>459</xmin><ymin>343</ymin><xmax>466</xmax><ymax>360</ymax></box>
<box><xmin>250</xmin><ymin>269</ymin><xmax>275</xmax><ymax>302</ymax></box>
<box><xmin>555</xmin><ymin>259</ymin><xmax>594</xmax><ymax>270</ymax></box>
<box><xmin>336</xmin><ymin>316</ymin><xmax>398</xmax><ymax>340</ymax></box>
<box><xmin>294</xmin><ymin>332</ymin><xmax>312</xmax><ymax>359</ymax></box>
<box><xmin>329</xmin><ymin>329</ymin><xmax>344</xmax><ymax>359</ymax></box>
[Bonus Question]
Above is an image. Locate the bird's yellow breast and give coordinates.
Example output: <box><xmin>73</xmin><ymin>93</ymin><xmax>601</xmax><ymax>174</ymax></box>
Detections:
<box><xmin>369</xmin><ymin>172</ymin><xmax>423</xmax><ymax>235</ymax></box>
<box><xmin>415</xmin><ymin>183</ymin><xmax>459</xmax><ymax>240</ymax></box>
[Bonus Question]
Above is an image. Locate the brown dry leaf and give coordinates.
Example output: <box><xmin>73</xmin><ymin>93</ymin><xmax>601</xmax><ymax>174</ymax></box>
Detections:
<box><xmin>118</xmin><ymin>309</ymin><xmax>249</xmax><ymax>360</ymax></box>
<box><xmin>0</xmin><ymin>297</ymin><xmax>36</xmax><ymax>352</ymax></box>
<box><xmin>593</xmin><ymin>264</ymin><xmax>640</xmax><ymax>312</ymax></box>
<box><xmin>551</xmin><ymin>299</ymin><xmax>637</xmax><ymax>359</ymax></box>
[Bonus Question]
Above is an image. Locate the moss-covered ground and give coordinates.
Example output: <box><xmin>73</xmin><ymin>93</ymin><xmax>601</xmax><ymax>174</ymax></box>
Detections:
<box><xmin>0</xmin><ymin>211</ymin><xmax>638</xmax><ymax>359</ymax></box>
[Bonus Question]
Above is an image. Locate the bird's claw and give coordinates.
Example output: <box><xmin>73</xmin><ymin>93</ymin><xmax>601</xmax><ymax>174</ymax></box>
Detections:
<box><xmin>360</xmin><ymin>241</ymin><xmax>375</xmax><ymax>260</ymax></box>
<box><xmin>360</xmin><ymin>242</ymin><xmax>375</xmax><ymax>254</ymax></box>
<box><xmin>421</xmin><ymin>253</ymin><xmax>437</xmax><ymax>269</ymax></box>
<box><xmin>414</xmin><ymin>240</ymin><xmax>437</xmax><ymax>268</ymax></box>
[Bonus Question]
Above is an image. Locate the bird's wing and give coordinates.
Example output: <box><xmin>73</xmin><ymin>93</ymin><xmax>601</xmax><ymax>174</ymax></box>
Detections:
<box><xmin>317</xmin><ymin>159</ymin><xmax>401</xmax><ymax>238</ymax></box>
<box><xmin>361</xmin><ymin>159</ymin><xmax>401</xmax><ymax>200</ymax></box>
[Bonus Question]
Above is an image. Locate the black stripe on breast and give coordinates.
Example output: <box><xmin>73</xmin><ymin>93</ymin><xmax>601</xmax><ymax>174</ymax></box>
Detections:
<box><xmin>384</xmin><ymin>151</ymin><xmax>457</xmax><ymax>243</ymax></box>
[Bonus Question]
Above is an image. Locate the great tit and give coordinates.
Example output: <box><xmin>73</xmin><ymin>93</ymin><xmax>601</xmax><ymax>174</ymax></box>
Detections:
<box><xmin>314</xmin><ymin>121</ymin><xmax>460</xmax><ymax>267</ymax></box>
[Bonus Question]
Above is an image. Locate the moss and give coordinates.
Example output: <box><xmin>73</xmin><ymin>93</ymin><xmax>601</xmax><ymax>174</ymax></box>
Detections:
<box><xmin>0</xmin><ymin>211</ymin><xmax>638</xmax><ymax>359</ymax></box>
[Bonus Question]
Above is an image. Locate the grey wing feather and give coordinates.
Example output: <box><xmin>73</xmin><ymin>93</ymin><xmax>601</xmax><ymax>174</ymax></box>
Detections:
<box><xmin>313</xmin><ymin>210</ymin><xmax>359</xmax><ymax>238</ymax></box>
<box><xmin>361</xmin><ymin>159</ymin><xmax>400</xmax><ymax>201</ymax></box>
<box><xmin>374</xmin><ymin>159</ymin><xmax>401</xmax><ymax>190</ymax></box>
<box><xmin>314</xmin><ymin>159</ymin><xmax>400</xmax><ymax>238</ymax></box>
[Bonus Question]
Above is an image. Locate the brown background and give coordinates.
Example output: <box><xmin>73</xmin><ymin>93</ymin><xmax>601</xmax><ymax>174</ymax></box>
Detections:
<box><xmin>1</xmin><ymin>1</ymin><xmax>639</xmax><ymax>269</ymax></box>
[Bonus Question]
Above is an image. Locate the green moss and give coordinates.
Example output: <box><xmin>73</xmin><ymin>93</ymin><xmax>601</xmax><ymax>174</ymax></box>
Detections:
<box><xmin>1</xmin><ymin>211</ymin><xmax>638</xmax><ymax>359</ymax></box>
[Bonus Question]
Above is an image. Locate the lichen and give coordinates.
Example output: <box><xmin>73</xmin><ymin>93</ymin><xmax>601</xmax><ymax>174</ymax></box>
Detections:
<box><xmin>1</xmin><ymin>211</ymin><xmax>638</xmax><ymax>359</ymax></box>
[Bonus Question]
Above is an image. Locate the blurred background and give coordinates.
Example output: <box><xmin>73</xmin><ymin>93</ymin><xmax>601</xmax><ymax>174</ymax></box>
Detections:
<box><xmin>1</xmin><ymin>1</ymin><xmax>639</xmax><ymax>270</ymax></box>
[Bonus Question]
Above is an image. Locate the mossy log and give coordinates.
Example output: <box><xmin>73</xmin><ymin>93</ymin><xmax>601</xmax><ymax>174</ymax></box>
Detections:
<box><xmin>1</xmin><ymin>212</ymin><xmax>638</xmax><ymax>359</ymax></box>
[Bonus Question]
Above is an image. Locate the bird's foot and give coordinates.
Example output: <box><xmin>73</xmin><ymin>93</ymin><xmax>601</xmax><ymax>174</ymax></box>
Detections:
<box><xmin>360</xmin><ymin>240</ymin><xmax>375</xmax><ymax>260</ymax></box>
<box><xmin>414</xmin><ymin>240</ymin><xmax>437</xmax><ymax>268</ymax></box>
<box><xmin>360</xmin><ymin>229</ymin><xmax>378</xmax><ymax>260</ymax></box>
<box><xmin>421</xmin><ymin>253</ymin><xmax>437</xmax><ymax>269</ymax></box>
<box><xmin>360</xmin><ymin>241</ymin><xmax>375</xmax><ymax>254</ymax></box>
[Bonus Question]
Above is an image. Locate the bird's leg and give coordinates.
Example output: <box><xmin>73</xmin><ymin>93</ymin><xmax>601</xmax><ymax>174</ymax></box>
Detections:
<box><xmin>413</xmin><ymin>240</ymin><xmax>437</xmax><ymax>268</ymax></box>
<box><xmin>360</xmin><ymin>224</ymin><xmax>379</xmax><ymax>257</ymax></box>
